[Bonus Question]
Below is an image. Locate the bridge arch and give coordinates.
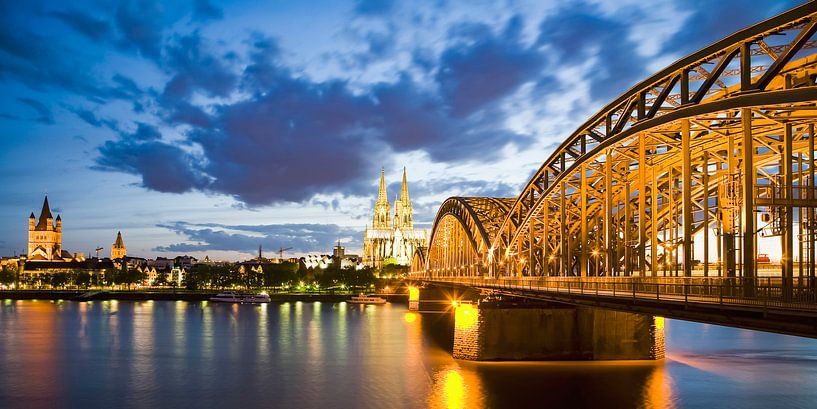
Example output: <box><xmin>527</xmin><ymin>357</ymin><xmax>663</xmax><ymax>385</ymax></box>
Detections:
<box><xmin>422</xmin><ymin>2</ymin><xmax>817</xmax><ymax>292</ymax></box>
<box><xmin>418</xmin><ymin>197</ymin><xmax>514</xmax><ymax>277</ymax></box>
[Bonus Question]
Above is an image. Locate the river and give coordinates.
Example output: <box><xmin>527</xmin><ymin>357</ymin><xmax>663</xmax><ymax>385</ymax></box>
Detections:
<box><xmin>0</xmin><ymin>299</ymin><xmax>815</xmax><ymax>408</ymax></box>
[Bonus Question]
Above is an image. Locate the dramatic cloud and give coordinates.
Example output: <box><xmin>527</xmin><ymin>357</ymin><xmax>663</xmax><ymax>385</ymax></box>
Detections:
<box><xmin>661</xmin><ymin>0</ymin><xmax>805</xmax><ymax>56</ymax></box>
<box><xmin>438</xmin><ymin>17</ymin><xmax>545</xmax><ymax>117</ymax></box>
<box><xmin>1</xmin><ymin>0</ymin><xmax>810</xmax><ymax>259</ymax></box>
<box><xmin>353</xmin><ymin>0</ymin><xmax>395</xmax><ymax>16</ymax></box>
<box><xmin>155</xmin><ymin>222</ymin><xmax>361</xmax><ymax>254</ymax></box>
<box><xmin>96</xmin><ymin>27</ymin><xmax>538</xmax><ymax>205</ymax></box>
<box><xmin>95</xmin><ymin>136</ymin><xmax>206</xmax><ymax>194</ymax></box>
<box><xmin>18</xmin><ymin>98</ymin><xmax>54</xmax><ymax>125</ymax></box>
<box><xmin>48</xmin><ymin>10</ymin><xmax>112</xmax><ymax>42</ymax></box>
<box><xmin>537</xmin><ymin>4</ymin><xmax>650</xmax><ymax>101</ymax></box>
<box><xmin>193</xmin><ymin>0</ymin><xmax>223</xmax><ymax>21</ymax></box>
<box><xmin>115</xmin><ymin>0</ymin><xmax>165</xmax><ymax>60</ymax></box>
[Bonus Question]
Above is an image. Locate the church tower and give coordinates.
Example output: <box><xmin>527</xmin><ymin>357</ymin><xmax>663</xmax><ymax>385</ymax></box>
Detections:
<box><xmin>372</xmin><ymin>167</ymin><xmax>391</xmax><ymax>229</ymax></box>
<box><xmin>27</xmin><ymin>196</ymin><xmax>63</xmax><ymax>260</ymax></box>
<box><xmin>393</xmin><ymin>167</ymin><xmax>414</xmax><ymax>229</ymax></box>
<box><xmin>111</xmin><ymin>231</ymin><xmax>127</xmax><ymax>260</ymax></box>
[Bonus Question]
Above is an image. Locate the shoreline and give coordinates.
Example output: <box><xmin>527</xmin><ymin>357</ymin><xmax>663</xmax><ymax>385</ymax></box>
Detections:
<box><xmin>0</xmin><ymin>290</ymin><xmax>408</xmax><ymax>303</ymax></box>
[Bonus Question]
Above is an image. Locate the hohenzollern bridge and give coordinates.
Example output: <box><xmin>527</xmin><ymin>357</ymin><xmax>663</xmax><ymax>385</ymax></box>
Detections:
<box><xmin>410</xmin><ymin>2</ymin><xmax>817</xmax><ymax>348</ymax></box>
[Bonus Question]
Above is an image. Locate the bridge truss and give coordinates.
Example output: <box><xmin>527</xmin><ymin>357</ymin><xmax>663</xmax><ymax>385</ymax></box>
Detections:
<box><xmin>415</xmin><ymin>2</ymin><xmax>817</xmax><ymax>300</ymax></box>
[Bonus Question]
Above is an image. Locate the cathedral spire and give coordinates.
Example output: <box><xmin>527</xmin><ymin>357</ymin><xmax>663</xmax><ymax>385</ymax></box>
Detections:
<box><xmin>400</xmin><ymin>167</ymin><xmax>410</xmax><ymax>204</ymax></box>
<box><xmin>372</xmin><ymin>167</ymin><xmax>391</xmax><ymax>229</ymax></box>
<box><xmin>376</xmin><ymin>167</ymin><xmax>388</xmax><ymax>205</ymax></box>
<box><xmin>114</xmin><ymin>231</ymin><xmax>124</xmax><ymax>248</ymax></box>
<box><xmin>36</xmin><ymin>195</ymin><xmax>53</xmax><ymax>230</ymax></box>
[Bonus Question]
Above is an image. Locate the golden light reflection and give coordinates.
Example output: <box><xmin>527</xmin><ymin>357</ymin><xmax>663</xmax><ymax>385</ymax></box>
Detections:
<box><xmin>641</xmin><ymin>363</ymin><xmax>676</xmax><ymax>409</ymax></box>
<box><xmin>428</xmin><ymin>365</ymin><xmax>485</xmax><ymax>409</ymax></box>
<box><xmin>404</xmin><ymin>312</ymin><xmax>417</xmax><ymax>323</ymax></box>
<box><xmin>443</xmin><ymin>370</ymin><xmax>465</xmax><ymax>409</ymax></box>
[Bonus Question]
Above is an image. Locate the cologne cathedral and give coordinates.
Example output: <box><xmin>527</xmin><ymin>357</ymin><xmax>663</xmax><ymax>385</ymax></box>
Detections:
<box><xmin>363</xmin><ymin>168</ymin><xmax>428</xmax><ymax>268</ymax></box>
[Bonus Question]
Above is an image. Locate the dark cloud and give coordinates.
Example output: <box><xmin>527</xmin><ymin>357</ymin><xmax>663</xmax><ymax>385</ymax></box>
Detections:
<box><xmin>353</xmin><ymin>0</ymin><xmax>395</xmax><ymax>16</ymax></box>
<box><xmin>66</xmin><ymin>107</ymin><xmax>118</xmax><ymax>129</ymax></box>
<box><xmin>162</xmin><ymin>32</ymin><xmax>237</xmax><ymax>101</ymax></box>
<box><xmin>115</xmin><ymin>0</ymin><xmax>164</xmax><ymax>60</ymax></box>
<box><xmin>95</xmin><ymin>137</ymin><xmax>207</xmax><ymax>193</ymax></box>
<box><xmin>0</xmin><ymin>18</ymin><xmax>146</xmax><ymax>104</ymax></box>
<box><xmin>154</xmin><ymin>221</ymin><xmax>361</xmax><ymax>254</ymax></box>
<box><xmin>193</xmin><ymin>0</ymin><xmax>223</xmax><ymax>21</ymax></box>
<box><xmin>96</xmin><ymin>25</ymin><xmax>537</xmax><ymax>204</ymax></box>
<box><xmin>48</xmin><ymin>10</ymin><xmax>111</xmax><ymax>42</ymax></box>
<box><xmin>18</xmin><ymin>97</ymin><xmax>54</xmax><ymax>124</ymax></box>
<box><xmin>662</xmin><ymin>0</ymin><xmax>807</xmax><ymax>56</ymax></box>
<box><xmin>0</xmin><ymin>113</ymin><xmax>21</xmax><ymax>121</ymax></box>
<box><xmin>438</xmin><ymin>16</ymin><xmax>545</xmax><ymax>117</ymax></box>
<box><xmin>537</xmin><ymin>5</ymin><xmax>648</xmax><ymax>101</ymax></box>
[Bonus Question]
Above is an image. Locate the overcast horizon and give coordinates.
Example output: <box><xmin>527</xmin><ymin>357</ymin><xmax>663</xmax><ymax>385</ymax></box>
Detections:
<box><xmin>0</xmin><ymin>0</ymin><xmax>805</xmax><ymax>261</ymax></box>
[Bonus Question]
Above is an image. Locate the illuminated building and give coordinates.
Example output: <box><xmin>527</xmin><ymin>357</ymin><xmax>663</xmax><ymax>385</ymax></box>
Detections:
<box><xmin>27</xmin><ymin>196</ymin><xmax>80</xmax><ymax>261</ymax></box>
<box><xmin>363</xmin><ymin>168</ymin><xmax>428</xmax><ymax>268</ymax></box>
<box><xmin>111</xmin><ymin>231</ymin><xmax>127</xmax><ymax>260</ymax></box>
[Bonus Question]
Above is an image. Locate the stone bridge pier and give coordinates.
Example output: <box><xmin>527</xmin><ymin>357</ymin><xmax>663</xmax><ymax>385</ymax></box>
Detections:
<box><xmin>452</xmin><ymin>300</ymin><xmax>664</xmax><ymax>361</ymax></box>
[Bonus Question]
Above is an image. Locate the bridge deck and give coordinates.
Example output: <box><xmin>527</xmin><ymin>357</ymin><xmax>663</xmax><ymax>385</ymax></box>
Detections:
<box><xmin>418</xmin><ymin>276</ymin><xmax>817</xmax><ymax>338</ymax></box>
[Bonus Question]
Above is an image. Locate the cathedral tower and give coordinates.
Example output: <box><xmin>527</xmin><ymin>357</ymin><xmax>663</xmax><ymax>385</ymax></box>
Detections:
<box><xmin>112</xmin><ymin>231</ymin><xmax>127</xmax><ymax>260</ymax></box>
<box><xmin>372</xmin><ymin>167</ymin><xmax>391</xmax><ymax>229</ymax></box>
<box><xmin>363</xmin><ymin>167</ymin><xmax>428</xmax><ymax>268</ymax></box>
<box><xmin>27</xmin><ymin>196</ymin><xmax>63</xmax><ymax>260</ymax></box>
<box><xmin>393</xmin><ymin>167</ymin><xmax>414</xmax><ymax>229</ymax></box>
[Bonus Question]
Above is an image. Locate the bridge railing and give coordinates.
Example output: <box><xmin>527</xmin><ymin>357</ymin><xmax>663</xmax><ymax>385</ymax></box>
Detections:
<box><xmin>417</xmin><ymin>276</ymin><xmax>817</xmax><ymax>312</ymax></box>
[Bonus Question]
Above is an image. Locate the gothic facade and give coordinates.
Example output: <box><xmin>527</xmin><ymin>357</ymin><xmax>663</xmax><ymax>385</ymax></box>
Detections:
<box><xmin>27</xmin><ymin>196</ymin><xmax>67</xmax><ymax>261</ymax></box>
<box><xmin>363</xmin><ymin>168</ymin><xmax>428</xmax><ymax>268</ymax></box>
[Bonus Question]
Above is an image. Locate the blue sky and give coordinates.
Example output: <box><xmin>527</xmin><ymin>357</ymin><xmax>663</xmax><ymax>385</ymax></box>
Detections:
<box><xmin>0</xmin><ymin>0</ymin><xmax>805</xmax><ymax>260</ymax></box>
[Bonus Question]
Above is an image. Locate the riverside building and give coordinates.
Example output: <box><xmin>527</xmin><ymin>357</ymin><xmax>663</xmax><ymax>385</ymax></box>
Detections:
<box><xmin>362</xmin><ymin>168</ymin><xmax>428</xmax><ymax>268</ymax></box>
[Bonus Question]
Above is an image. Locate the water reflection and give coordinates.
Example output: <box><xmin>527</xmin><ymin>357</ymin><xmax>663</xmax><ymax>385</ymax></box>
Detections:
<box><xmin>0</xmin><ymin>301</ymin><xmax>816</xmax><ymax>408</ymax></box>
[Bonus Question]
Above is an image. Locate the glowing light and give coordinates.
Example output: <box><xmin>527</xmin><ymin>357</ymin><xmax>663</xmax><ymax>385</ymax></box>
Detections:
<box><xmin>443</xmin><ymin>370</ymin><xmax>466</xmax><ymax>409</ymax></box>
<box><xmin>454</xmin><ymin>302</ymin><xmax>477</xmax><ymax>330</ymax></box>
<box><xmin>655</xmin><ymin>316</ymin><xmax>665</xmax><ymax>331</ymax></box>
<box><xmin>592</xmin><ymin>250</ymin><xmax>599</xmax><ymax>256</ymax></box>
<box><xmin>408</xmin><ymin>286</ymin><xmax>420</xmax><ymax>302</ymax></box>
<box><xmin>404</xmin><ymin>312</ymin><xmax>417</xmax><ymax>323</ymax></box>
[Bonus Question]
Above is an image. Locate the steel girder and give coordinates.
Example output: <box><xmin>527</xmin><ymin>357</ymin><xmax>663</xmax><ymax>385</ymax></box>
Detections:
<box><xmin>417</xmin><ymin>3</ymin><xmax>817</xmax><ymax>284</ymax></box>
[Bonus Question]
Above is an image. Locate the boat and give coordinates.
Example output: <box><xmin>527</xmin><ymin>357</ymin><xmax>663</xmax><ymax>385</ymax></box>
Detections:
<box><xmin>348</xmin><ymin>294</ymin><xmax>387</xmax><ymax>304</ymax></box>
<box><xmin>209</xmin><ymin>291</ymin><xmax>271</xmax><ymax>304</ymax></box>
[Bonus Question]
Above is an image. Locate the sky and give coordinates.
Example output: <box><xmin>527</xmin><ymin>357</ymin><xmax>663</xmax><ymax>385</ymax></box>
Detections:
<box><xmin>0</xmin><ymin>0</ymin><xmax>807</xmax><ymax>261</ymax></box>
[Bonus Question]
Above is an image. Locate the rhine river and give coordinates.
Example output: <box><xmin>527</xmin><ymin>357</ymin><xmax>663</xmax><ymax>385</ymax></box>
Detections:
<box><xmin>0</xmin><ymin>300</ymin><xmax>816</xmax><ymax>409</ymax></box>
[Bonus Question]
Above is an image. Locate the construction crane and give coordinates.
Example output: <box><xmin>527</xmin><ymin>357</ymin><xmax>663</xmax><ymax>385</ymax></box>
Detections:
<box><xmin>95</xmin><ymin>247</ymin><xmax>103</xmax><ymax>258</ymax></box>
<box><xmin>278</xmin><ymin>247</ymin><xmax>293</xmax><ymax>260</ymax></box>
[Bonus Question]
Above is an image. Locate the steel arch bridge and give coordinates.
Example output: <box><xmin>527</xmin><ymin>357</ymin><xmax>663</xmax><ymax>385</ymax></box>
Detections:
<box><xmin>412</xmin><ymin>3</ymin><xmax>817</xmax><ymax>333</ymax></box>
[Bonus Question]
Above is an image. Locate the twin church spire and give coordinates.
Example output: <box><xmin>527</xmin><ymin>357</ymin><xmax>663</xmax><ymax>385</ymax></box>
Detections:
<box><xmin>373</xmin><ymin>167</ymin><xmax>413</xmax><ymax>230</ymax></box>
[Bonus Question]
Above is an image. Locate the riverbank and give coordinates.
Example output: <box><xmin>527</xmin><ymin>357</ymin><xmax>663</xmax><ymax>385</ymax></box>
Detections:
<box><xmin>0</xmin><ymin>290</ymin><xmax>408</xmax><ymax>303</ymax></box>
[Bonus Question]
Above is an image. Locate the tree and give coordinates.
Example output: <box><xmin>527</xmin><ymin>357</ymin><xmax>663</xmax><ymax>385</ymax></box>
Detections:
<box><xmin>263</xmin><ymin>262</ymin><xmax>299</xmax><ymax>288</ymax></box>
<box><xmin>0</xmin><ymin>265</ymin><xmax>17</xmax><ymax>286</ymax></box>
<box><xmin>50</xmin><ymin>272</ymin><xmax>70</xmax><ymax>288</ymax></box>
<box><xmin>72</xmin><ymin>269</ymin><xmax>92</xmax><ymax>289</ymax></box>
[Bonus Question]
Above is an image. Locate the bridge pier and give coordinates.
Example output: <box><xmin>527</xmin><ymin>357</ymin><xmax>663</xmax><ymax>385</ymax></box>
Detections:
<box><xmin>452</xmin><ymin>300</ymin><xmax>664</xmax><ymax>361</ymax></box>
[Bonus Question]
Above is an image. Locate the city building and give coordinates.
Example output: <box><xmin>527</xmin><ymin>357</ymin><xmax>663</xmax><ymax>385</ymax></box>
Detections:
<box><xmin>362</xmin><ymin>168</ymin><xmax>428</xmax><ymax>268</ymax></box>
<box><xmin>27</xmin><ymin>196</ymin><xmax>81</xmax><ymax>262</ymax></box>
<box><xmin>111</xmin><ymin>231</ymin><xmax>127</xmax><ymax>259</ymax></box>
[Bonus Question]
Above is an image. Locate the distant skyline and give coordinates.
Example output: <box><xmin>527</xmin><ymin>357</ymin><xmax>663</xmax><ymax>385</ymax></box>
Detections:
<box><xmin>0</xmin><ymin>0</ymin><xmax>805</xmax><ymax>260</ymax></box>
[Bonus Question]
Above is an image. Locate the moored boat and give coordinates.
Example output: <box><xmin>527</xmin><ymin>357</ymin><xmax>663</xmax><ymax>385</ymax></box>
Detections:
<box><xmin>348</xmin><ymin>293</ymin><xmax>387</xmax><ymax>304</ymax></box>
<box><xmin>210</xmin><ymin>291</ymin><xmax>271</xmax><ymax>304</ymax></box>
